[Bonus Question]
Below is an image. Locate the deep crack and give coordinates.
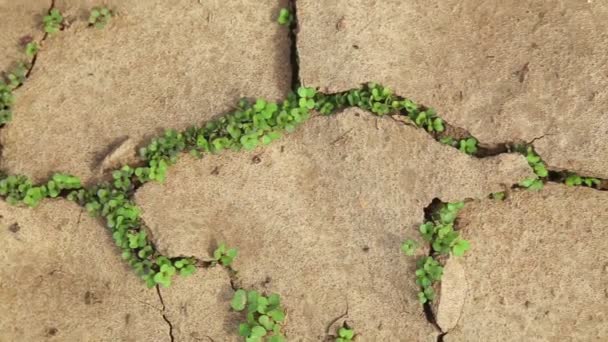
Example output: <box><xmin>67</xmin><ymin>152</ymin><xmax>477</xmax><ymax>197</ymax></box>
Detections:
<box><xmin>155</xmin><ymin>285</ymin><xmax>175</xmax><ymax>342</ymax></box>
<box><xmin>287</xmin><ymin>0</ymin><xmax>300</xmax><ymax>90</ymax></box>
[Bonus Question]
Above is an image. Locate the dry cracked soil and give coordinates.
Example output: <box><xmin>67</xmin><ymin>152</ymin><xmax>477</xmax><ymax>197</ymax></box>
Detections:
<box><xmin>1</xmin><ymin>1</ymin><xmax>607</xmax><ymax>341</ymax></box>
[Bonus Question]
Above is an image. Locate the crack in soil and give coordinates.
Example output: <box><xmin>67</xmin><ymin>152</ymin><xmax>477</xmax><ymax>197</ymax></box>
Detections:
<box><xmin>24</xmin><ymin>0</ymin><xmax>55</xmax><ymax>79</ymax></box>
<box><xmin>287</xmin><ymin>0</ymin><xmax>300</xmax><ymax>89</ymax></box>
<box><xmin>155</xmin><ymin>285</ymin><xmax>175</xmax><ymax>342</ymax></box>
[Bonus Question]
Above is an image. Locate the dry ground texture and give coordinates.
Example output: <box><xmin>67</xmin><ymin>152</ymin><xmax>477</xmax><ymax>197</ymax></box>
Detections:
<box><xmin>0</xmin><ymin>1</ymin><xmax>607</xmax><ymax>341</ymax></box>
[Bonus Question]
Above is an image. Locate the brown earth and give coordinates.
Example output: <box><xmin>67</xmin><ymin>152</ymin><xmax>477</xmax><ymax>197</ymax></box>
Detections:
<box><xmin>436</xmin><ymin>184</ymin><xmax>608</xmax><ymax>341</ymax></box>
<box><xmin>1</xmin><ymin>0</ymin><xmax>291</xmax><ymax>184</ymax></box>
<box><xmin>297</xmin><ymin>0</ymin><xmax>608</xmax><ymax>178</ymax></box>
<box><xmin>135</xmin><ymin>109</ymin><xmax>533</xmax><ymax>341</ymax></box>
<box><xmin>0</xmin><ymin>199</ymin><xmax>168</xmax><ymax>341</ymax></box>
<box><xmin>2</xmin><ymin>1</ymin><xmax>608</xmax><ymax>341</ymax></box>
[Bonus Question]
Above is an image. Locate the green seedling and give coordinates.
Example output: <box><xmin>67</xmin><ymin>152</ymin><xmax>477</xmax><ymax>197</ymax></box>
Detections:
<box><xmin>400</xmin><ymin>239</ymin><xmax>419</xmax><ymax>256</ymax></box>
<box><xmin>517</xmin><ymin>145</ymin><xmax>547</xmax><ymax>191</ymax></box>
<box><xmin>439</xmin><ymin>136</ymin><xmax>457</xmax><ymax>147</ymax></box>
<box><xmin>212</xmin><ymin>243</ymin><xmax>238</xmax><ymax>267</ymax></box>
<box><xmin>25</xmin><ymin>42</ymin><xmax>39</xmax><ymax>58</ymax></box>
<box><xmin>402</xmin><ymin>201</ymin><xmax>470</xmax><ymax>303</ymax></box>
<box><xmin>336</xmin><ymin>326</ymin><xmax>355</xmax><ymax>342</ymax></box>
<box><xmin>459</xmin><ymin>138</ymin><xmax>478</xmax><ymax>155</ymax></box>
<box><xmin>565</xmin><ymin>174</ymin><xmax>600</xmax><ymax>188</ymax></box>
<box><xmin>415</xmin><ymin>256</ymin><xmax>443</xmax><ymax>303</ymax></box>
<box><xmin>89</xmin><ymin>7</ymin><xmax>112</xmax><ymax>29</ymax></box>
<box><xmin>490</xmin><ymin>191</ymin><xmax>506</xmax><ymax>201</ymax></box>
<box><xmin>43</xmin><ymin>9</ymin><xmax>63</xmax><ymax>34</ymax></box>
<box><xmin>277</xmin><ymin>8</ymin><xmax>292</xmax><ymax>25</ymax></box>
<box><xmin>231</xmin><ymin>289</ymin><xmax>286</xmax><ymax>342</ymax></box>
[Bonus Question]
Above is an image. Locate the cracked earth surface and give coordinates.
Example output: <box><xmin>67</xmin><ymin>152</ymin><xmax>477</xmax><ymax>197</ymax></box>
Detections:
<box><xmin>1</xmin><ymin>0</ymin><xmax>607</xmax><ymax>341</ymax></box>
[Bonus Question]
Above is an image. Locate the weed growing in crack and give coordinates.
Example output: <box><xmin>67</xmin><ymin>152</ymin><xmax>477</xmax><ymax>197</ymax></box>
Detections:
<box><xmin>277</xmin><ymin>8</ymin><xmax>292</xmax><ymax>26</ymax></box>
<box><xmin>335</xmin><ymin>325</ymin><xmax>356</xmax><ymax>342</ymax></box>
<box><xmin>89</xmin><ymin>7</ymin><xmax>112</xmax><ymax>29</ymax></box>
<box><xmin>517</xmin><ymin>145</ymin><xmax>546</xmax><ymax>191</ymax></box>
<box><xmin>490</xmin><ymin>191</ymin><xmax>506</xmax><ymax>201</ymax></box>
<box><xmin>43</xmin><ymin>9</ymin><xmax>64</xmax><ymax>34</ymax></box>
<box><xmin>402</xmin><ymin>201</ymin><xmax>469</xmax><ymax>303</ymax></box>
<box><xmin>25</xmin><ymin>42</ymin><xmax>39</xmax><ymax>58</ymax></box>
<box><xmin>139</xmin><ymin>87</ymin><xmax>313</xmax><ymax>183</ymax></box>
<box><xmin>67</xmin><ymin>183</ymin><xmax>197</xmax><ymax>288</ymax></box>
<box><xmin>565</xmin><ymin>173</ymin><xmax>600</xmax><ymax>188</ymax></box>
<box><xmin>0</xmin><ymin>173</ymin><xmax>81</xmax><ymax>207</ymax></box>
<box><xmin>212</xmin><ymin>243</ymin><xmax>238</xmax><ymax>267</ymax></box>
<box><xmin>414</xmin><ymin>256</ymin><xmax>443</xmax><ymax>303</ymax></box>
<box><xmin>458</xmin><ymin>137</ymin><xmax>478</xmax><ymax>155</ymax></box>
<box><xmin>231</xmin><ymin>289</ymin><xmax>286</xmax><ymax>342</ymax></box>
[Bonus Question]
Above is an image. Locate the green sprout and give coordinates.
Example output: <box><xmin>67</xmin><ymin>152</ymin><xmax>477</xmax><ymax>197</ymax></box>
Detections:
<box><xmin>415</xmin><ymin>257</ymin><xmax>443</xmax><ymax>304</ymax></box>
<box><xmin>25</xmin><ymin>42</ymin><xmax>39</xmax><ymax>58</ymax></box>
<box><xmin>565</xmin><ymin>173</ymin><xmax>600</xmax><ymax>188</ymax></box>
<box><xmin>490</xmin><ymin>191</ymin><xmax>506</xmax><ymax>201</ymax></box>
<box><xmin>517</xmin><ymin>145</ymin><xmax>547</xmax><ymax>191</ymax></box>
<box><xmin>43</xmin><ymin>9</ymin><xmax>63</xmax><ymax>34</ymax></box>
<box><xmin>277</xmin><ymin>8</ymin><xmax>292</xmax><ymax>26</ymax></box>
<box><xmin>231</xmin><ymin>289</ymin><xmax>286</xmax><ymax>342</ymax></box>
<box><xmin>400</xmin><ymin>239</ymin><xmax>419</xmax><ymax>256</ymax></box>
<box><xmin>459</xmin><ymin>138</ymin><xmax>478</xmax><ymax>155</ymax></box>
<box><xmin>336</xmin><ymin>326</ymin><xmax>355</xmax><ymax>342</ymax></box>
<box><xmin>212</xmin><ymin>243</ymin><xmax>238</xmax><ymax>267</ymax></box>
<box><xmin>402</xmin><ymin>201</ymin><xmax>469</xmax><ymax>303</ymax></box>
<box><xmin>89</xmin><ymin>7</ymin><xmax>112</xmax><ymax>29</ymax></box>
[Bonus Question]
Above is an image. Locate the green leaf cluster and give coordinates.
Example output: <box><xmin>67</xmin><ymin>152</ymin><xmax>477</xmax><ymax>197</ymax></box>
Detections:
<box><xmin>336</xmin><ymin>327</ymin><xmax>355</xmax><ymax>342</ymax></box>
<box><xmin>139</xmin><ymin>89</ymin><xmax>313</xmax><ymax>183</ymax></box>
<box><xmin>458</xmin><ymin>138</ymin><xmax>478</xmax><ymax>155</ymax></box>
<box><xmin>420</xmin><ymin>202</ymin><xmax>469</xmax><ymax>256</ymax></box>
<box><xmin>400</xmin><ymin>239</ymin><xmax>418</xmax><ymax>256</ymax></box>
<box><xmin>1</xmin><ymin>57</ymin><xmax>29</xmax><ymax>125</ymax></box>
<box><xmin>415</xmin><ymin>256</ymin><xmax>443</xmax><ymax>303</ymax></box>
<box><xmin>66</xmin><ymin>182</ymin><xmax>195</xmax><ymax>288</ymax></box>
<box><xmin>25</xmin><ymin>42</ymin><xmax>39</xmax><ymax>58</ymax></box>
<box><xmin>565</xmin><ymin>173</ymin><xmax>600</xmax><ymax>188</ymax></box>
<box><xmin>43</xmin><ymin>9</ymin><xmax>63</xmax><ymax>34</ymax></box>
<box><xmin>0</xmin><ymin>173</ymin><xmax>81</xmax><ymax>207</ymax></box>
<box><xmin>313</xmin><ymin>83</ymin><xmax>444</xmax><ymax>132</ymax></box>
<box><xmin>213</xmin><ymin>243</ymin><xmax>238</xmax><ymax>267</ymax></box>
<box><xmin>517</xmin><ymin>146</ymin><xmax>546</xmax><ymax>191</ymax></box>
<box><xmin>89</xmin><ymin>7</ymin><xmax>112</xmax><ymax>29</ymax></box>
<box><xmin>231</xmin><ymin>289</ymin><xmax>286</xmax><ymax>342</ymax></box>
<box><xmin>277</xmin><ymin>8</ymin><xmax>292</xmax><ymax>26</ymax></box>
<box><xmin>402</xmin><ymin>201</ymin><xmax>469</xmax><ymax>303</ymax></box>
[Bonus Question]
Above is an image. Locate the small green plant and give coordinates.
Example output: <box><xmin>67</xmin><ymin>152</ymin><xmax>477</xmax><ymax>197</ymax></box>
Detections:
<box><xmin>43</xmin><ymin>9</ymin><xmax>63</xmax><ymax>34</ymax></box>
<box><xmin>400</xmin><ymin>239</ymin><xmax>418</xmax><ymax>256</ymax></box>
<box><xmin>89</xmin><ymin>7</ymin><xmax>112</xmax><ymax>29</ymax></box>
<box><xmin>459</xmin><ymin>138</ymin><xmax>478</xmax><ymax>155</ymax></box>
<box><xmin>517</xmin><ymin>145</ymin><xmax>546</xmax><ymax>191</ymax></box>
<box><xmin>415</xmin><ymin>256</ymin><xmax>443</xmax><ymax>303</ymax></box>
<box><xmin>231</xmin><ymin>289</ymin><xmax>286</xmax><ymax>342</ymax></box>
<box><xmin>212</xmin><ymin>243</ymin><xmax>238</xmax><ymax>267</ymax></box>
<box><xmin>402</xmin><ymin>201</ymin><xmax>469</xmax><ymax>303</ymax></box>
<box><xmin>439</xmin><ymin>136</ymin><xmax>456</xmax><ymax>147</ymax></box>
<box><xmin>490</xmin><ymin>191</ymin><xmax>506</xmax><ymax>200</ymax></box>
<box><xmin>565</xmin><ymin>173</ymin><xmax>600</xmax><ymax>188</ymax></box>
<box><xmin>336</xmin><ymin>326</ymin><xmax>355</xmax><ymax>342</ymax></box>
<box><xmin>277</xmin><ymin>8</ymin><xmax>292</xmax><ymax>26</ymax></box>
<box><xmin>25</xmin><ymin>42</ymin><xmax>39</xmax><ymax>58</ymax></box>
